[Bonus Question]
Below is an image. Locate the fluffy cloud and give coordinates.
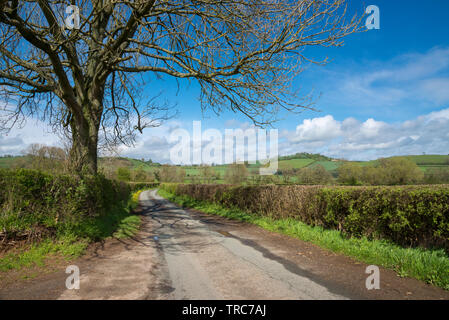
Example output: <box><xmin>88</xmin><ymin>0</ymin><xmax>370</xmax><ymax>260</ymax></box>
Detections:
<box><xmin>2</xmin><ymin>109</ymin><xmax>449</xmax><ymax>163</ymax></box>
<box><xmin>292</xmin><ymin>115</ymin><xmax>341</xmax><ymax>143</ymax></box>
<box><xmin>286</xmin><ymin>108</ymin><xmax>449</xmax><ymax>160</ymax></box>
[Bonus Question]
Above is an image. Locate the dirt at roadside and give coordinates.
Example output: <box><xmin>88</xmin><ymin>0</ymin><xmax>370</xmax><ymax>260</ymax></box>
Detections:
<box><xmin>0</xmin><ymin>237</ymin><xmax>141</xmax><ymax>299</ymax></box>
<box><xmin>0</xmin><ymin>206</ymin><xmax>155</xmax><ymax>300</ymax></box>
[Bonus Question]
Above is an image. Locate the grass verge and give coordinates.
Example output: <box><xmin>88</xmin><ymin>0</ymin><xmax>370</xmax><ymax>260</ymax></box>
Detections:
<box><xmin>0</xmin><ymin>189</ymin><xmax>145</xmax><ymax>273</ymax></box>
<box><xmin>158</xmin><ymin>188</ymin><xmax>449</xmax><ymax>291</ymax></box>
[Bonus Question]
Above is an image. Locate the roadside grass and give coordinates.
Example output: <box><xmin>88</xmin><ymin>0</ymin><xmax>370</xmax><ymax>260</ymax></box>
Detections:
<box><xmin>0</xmin><ymin>189</ymin><xmax>145</xmax><ymax>273</ymax></box>
<box><xmin>158</xmin><ymin>189</ymin><xmax>449</xmax><ymax>291</ymax></box>
<box><xmin>0</xmin><ymin>236</ymin><xmax>88</xmax><ymax>272</ymax></box>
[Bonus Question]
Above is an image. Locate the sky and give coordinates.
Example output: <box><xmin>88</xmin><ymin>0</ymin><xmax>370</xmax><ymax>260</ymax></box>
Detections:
<box><xmin>1</xmin><ymin>0</ymin><xmax>449</xmax><ymax>163</ymax></box>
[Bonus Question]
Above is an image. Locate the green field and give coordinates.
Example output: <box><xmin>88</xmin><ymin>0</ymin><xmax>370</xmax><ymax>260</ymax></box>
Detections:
<box><xmin>307</xmin><ymin>160</ymin><xmax>343</xmax><ymax>171</ymax></box>
<box><xmin>401</xmin><ymin>155</ymin><xmax>449</xmax><ymax>165</ymax></box>
<box><xmin>0</xmin><ymin>156</ymin><xmax>32</xmax><ymax>168</ymax></box>
<box><xmin>278</xmin><ymin>158</ymin><xmax>315</xmax><ymax>169</ymax></box>
<box><xmin>0</xmin><ymin>157</ymin><xmax>15</xmax><ymax>168</ymax></box>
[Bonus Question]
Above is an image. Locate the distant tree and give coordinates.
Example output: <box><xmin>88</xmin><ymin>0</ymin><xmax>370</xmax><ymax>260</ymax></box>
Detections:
<box><xmin>424</xmin><ymin>167</ymin><xmax>449</xmax><ymax>184</ymax></box>
<box><xmin>296</xmin><ymin>167</ymin><xmax>312</xmax><ymax>184</ymax></box>
<box><xmin>177</xmin><ymin>168</ymin><xmax>186</xmax><ymax>183</ymax></box>
<box><xmin>361</xmin><ymin>165</ymin><xmax>384</xmax><ymax>186</ymax></box>
<box><xmin>279</xmin><ymin>164</ymin><xmax>295</xmax><ymax>184</ymax></box>
<box><xmin>132</xmin><ymin>166</ymin><xmax>148</xmax><ymax>182</ymax></box>
<box><xmin>224</xmin><ymin>163</ymin><xmax>249</xmax><ymax>184</ymax></box>
<box><xmin>312</xmin><ymin>164</ymin><xmax>333</xmax><ymax>184</ymax></box>
<box><xmin>200</xmin><ymin>165</ymin><xmax>216</xmax><ymax>184</ymax></box>
<box><xmin>378</xmin><ymin>157</ymin><xmax>423</xmax><ymax>185</ymax></box>
<box><xmin>297</xmin><ymin>164</ymin><xmax>332</xmax><ymax>185</ymax></box>
<box><xmin>153</xmin><ymin>170</ymin><xmax>160</xmax><ymax>182</ymax></box>
<box><xmin>247</xmin><ymin>174</ymin><xmax>262</xmax><ymax>186</ymax></box>
<box><xmin>189</xmin><ymin>174</ymin><xmax>201</xmax><ymax>184</ymax></box>
<box><xmin>22</xmin><ymin>143</ymin><xmax>68</xmax><ymax>172</ymax></box>
<box><xmin>337</xmin><ymin>162</ymin><xmax>363</xmax><ymax>185</ymax></box>
<box><xmin>158</xmin><ymin>165</ymin><xmax>185</xmax><ymax>182</ymax></box>
<box><xmin>117</xmin><ymin>167</ymin><xmax>131</xmax><ymax>181</ymax></box>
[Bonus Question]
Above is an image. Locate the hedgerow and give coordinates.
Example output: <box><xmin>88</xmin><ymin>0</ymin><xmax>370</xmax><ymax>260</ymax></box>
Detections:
<box><xmin>0</xmin><ymin>168</ymin><xmax>132</xmax><ymax>243</ymax></box>
<box><xmin>160</xmin><ymin>183</ymin><xmax>449</xmax><ymax>251</ymax></box>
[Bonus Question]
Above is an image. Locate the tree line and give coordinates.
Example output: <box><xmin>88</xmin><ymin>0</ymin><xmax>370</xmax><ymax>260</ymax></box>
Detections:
<box><xmin>8</xmin><ymin>144</ymin><xmax>449</xmax><ymax>185</ymax></box>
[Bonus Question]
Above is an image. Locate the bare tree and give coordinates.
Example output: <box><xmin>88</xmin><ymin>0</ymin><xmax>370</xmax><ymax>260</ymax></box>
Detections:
<box><xmin>22</xmin><ymin>143</ymin><xmax>68</xmax><ymax>172</ymax></box>
<box><xmin>0</xmin><ymin>0</ymin><xmax>362</xmax><ymax>174</ymax></box>
<box><xmin>200</xmin><ymin>165</ymin><xmax>216</xmax><ymax>183</ymax></box>
<box><xmin>224</xmin><ymin>163</ymin><xmax>248</xmax><ymax>184</ymax></box>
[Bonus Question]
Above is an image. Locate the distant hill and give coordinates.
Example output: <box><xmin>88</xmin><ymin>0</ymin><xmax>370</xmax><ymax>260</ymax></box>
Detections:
<box><xmin>2</xmin><ymin>153</ymin><xmax>449</xmax><ymax>176</ymax></box>
<box><xmin>99</xmin><ymin>157</ymin><xmax>161</xmax><ymax>173</ymax></box>
<box><xmin>278</xmin><ymin>152</ymin><xmax>333</xmax><ymax>162</ymax></box>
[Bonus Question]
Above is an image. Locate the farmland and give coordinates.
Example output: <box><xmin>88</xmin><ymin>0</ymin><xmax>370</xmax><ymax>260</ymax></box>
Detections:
<box><xmin>2</xmin><ymin>153</ymin><xmax>449</xmax><ymax>184</ymax></box>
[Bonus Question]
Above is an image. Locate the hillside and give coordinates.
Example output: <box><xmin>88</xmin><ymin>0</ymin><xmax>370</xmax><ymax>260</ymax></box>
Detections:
<box><xmin>2</xmin><ymin>153</ymin><xmax>449</xmax><ymax>179</ymax></box>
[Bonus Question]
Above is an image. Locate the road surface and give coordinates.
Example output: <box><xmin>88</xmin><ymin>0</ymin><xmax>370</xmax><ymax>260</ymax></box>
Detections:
<box><xmin>140</xmin><ymin>190</ymin><xmax>348</xmax><ymax>300</ymax></box>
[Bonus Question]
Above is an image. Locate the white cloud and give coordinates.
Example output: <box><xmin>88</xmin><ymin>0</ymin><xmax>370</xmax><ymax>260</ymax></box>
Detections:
<box><xmin>285</xmin><ymin>108</ymin><xmax>449</xmax><ymax>160</ymax></box>
<box><xmin>292</xmin><ymin>115</ymin><xmax>341</xmax><ymax>142</ymax></box>
<box><xmin>0</xmin><ymin>118</ymin><xmax>60</xmax><ymax>155</ymax></box>
<box><xmin>2</xmin><ymin>110</ymin><xmax>449</xmax><ymax>163</ymax></box>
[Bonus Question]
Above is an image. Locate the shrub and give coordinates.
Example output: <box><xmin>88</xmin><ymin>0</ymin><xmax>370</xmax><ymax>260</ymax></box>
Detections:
<box><xmin>0</xmin><ymin>168</ymin><xmax>131</xmax><ymax>242</ymax></box>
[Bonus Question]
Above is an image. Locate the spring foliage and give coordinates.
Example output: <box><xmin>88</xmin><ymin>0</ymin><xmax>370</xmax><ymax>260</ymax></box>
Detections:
<box><xmin>0</xmin><ymin>168</ymin><xmax>132</xmax><ymax>241</ymax></box>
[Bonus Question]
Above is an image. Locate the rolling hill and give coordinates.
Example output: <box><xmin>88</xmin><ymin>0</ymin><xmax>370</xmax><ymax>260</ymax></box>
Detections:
<box><xmin>2</xmin><ymin>153</ymin><xmax>449</xmax><ymax>179</ymax></box>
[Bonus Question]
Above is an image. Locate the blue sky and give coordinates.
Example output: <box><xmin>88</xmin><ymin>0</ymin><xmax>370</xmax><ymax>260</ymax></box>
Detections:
<box><xmin>159</xmin><ymin>0</ymin><xmax>449</xmax><ymax>125</ymax></box>
<box><xmin>1</xmin><ymin>0</ymin><xmax>449</xmax><ymax>162</ymax></box>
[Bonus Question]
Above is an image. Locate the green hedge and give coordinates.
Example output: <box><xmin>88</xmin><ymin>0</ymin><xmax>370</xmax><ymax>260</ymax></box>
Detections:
<box><xmin>160</xmin><ymin>183</ymin><xmax>449</xmax><ymax>251</ymax></box>
<box><xmin>127</xmin><ymin>182</ymin><xmax>159</xmax><ymax>192</ymax></box>
<box><xmin>0</xmin><ymin>169</ymin><xmax>131</xmax><ymax>239</ymax></box>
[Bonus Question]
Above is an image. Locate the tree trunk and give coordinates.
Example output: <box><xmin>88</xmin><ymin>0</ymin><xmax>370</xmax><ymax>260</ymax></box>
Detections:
<box><xmin>69</xmin><ymin>112</ymin><xmax>99</xmax><ymax>175</ymax></box>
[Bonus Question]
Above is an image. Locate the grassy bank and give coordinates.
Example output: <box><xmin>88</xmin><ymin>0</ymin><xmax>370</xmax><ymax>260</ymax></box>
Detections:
<box><xmin>0</xmin><ymin>189</ymin><xmax>142</xmax><ymax>272</ymax></box>
<box><xmin>158</xmin><ymin>188</ymin><xmax>449</xmax><ymax>290</ymax></box>
<box><xmin>0</xmin><ymin>168</ymin><xmax>147</xmax><ymax>273</ymax></box>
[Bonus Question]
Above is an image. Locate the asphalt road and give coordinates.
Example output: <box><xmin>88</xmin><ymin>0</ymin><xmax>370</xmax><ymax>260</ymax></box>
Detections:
<box><xmin>141</xmin><ymin>189</ymin><xmax>347</xmax><ymax>300</ymax></box>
